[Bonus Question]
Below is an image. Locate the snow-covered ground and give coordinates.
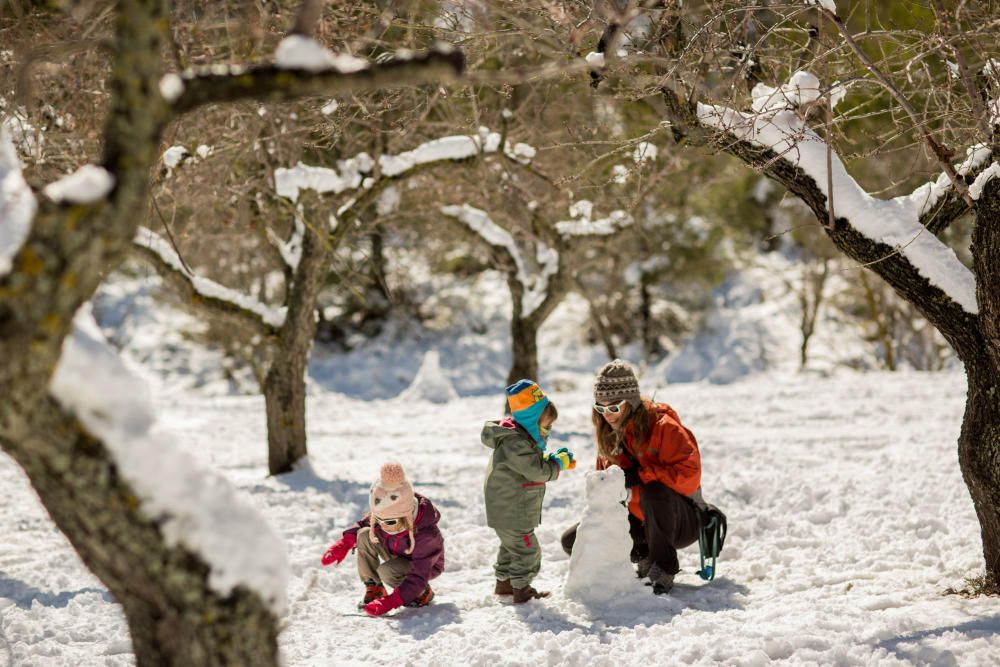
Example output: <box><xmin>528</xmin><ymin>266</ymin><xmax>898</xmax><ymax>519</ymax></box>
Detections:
<box><xmin>1</xmin><ymin>263</ymin><xmax>995</xmax><ymax>666</ymax></box>
<box><xmin>2</xmin><ymin>365</ymin><xmax>997</xmax><ymax>666</ymax></box>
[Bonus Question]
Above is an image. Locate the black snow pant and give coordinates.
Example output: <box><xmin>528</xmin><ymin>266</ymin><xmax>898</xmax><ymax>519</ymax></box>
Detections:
<box><xmin>561</xmin><ymin>482</ymin><xmax>700</xmax><ymax>575</ymax></box>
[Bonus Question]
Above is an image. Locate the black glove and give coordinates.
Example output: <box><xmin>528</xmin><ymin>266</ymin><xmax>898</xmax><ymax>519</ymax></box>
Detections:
<box><xmin>623</xmin><ymin>466</ymin><xmax>642</xmax><ymax>488</ymax></box>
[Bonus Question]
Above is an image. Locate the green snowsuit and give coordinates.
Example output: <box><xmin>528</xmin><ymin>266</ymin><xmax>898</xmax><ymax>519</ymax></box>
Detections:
<box><xmin>482</xmin><ymin>419</ymin><xmax>561</xmax><ymax>588</ymax></box>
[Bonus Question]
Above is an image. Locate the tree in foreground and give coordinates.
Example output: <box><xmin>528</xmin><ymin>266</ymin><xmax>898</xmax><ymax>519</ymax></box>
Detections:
<box><xmin>590</xmin><ymin>0</ymin><xmax>1000</xmax><ymax>591</ymax></box>
<box><xmin>0</xmin><ymin>0</ymin><xmax>463</xmax><ymax>663</ymax></box>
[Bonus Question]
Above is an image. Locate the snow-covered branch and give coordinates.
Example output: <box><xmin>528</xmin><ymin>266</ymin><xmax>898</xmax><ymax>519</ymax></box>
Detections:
<box><xmin>440</xmin><ymin>203</ymin><xmax>558</xmax><ymax>318</ymax></box>
<box><xmin>555</xmin><ymin>199</ymin><xmax>632</xmax><ymax>237</ymax></box>
<box><xmin>266</xmin><ymin>216</ymin><xmax>305</xmax><ymax>272</ymax></box>
<box><xmin>694</xmin><ymin>71</ymin><xmax>978</xmax><ymax>315</ymax></box>
<box><xmin>165</xmin><ymin>41</ymin><xmax>464</xmax><ymax>116</ymax></box>
<box><xmin>50</xmin><ymin>306</ymin><xmax>288</xmax><ymax>610</ymax></box>
<box><xmin>0</xmin><ymin>129</ymin><xmax>36</xmax><ymax>277</ymax></box>
<box><xmin>275</xmin><ymin>127</ymin><xmax>535</xmax><ymax>203</ymax></box>
<box><xmin>133</xmin><ymin>227</ymin><xmax>285</xmax><ymax>330</ymax></box>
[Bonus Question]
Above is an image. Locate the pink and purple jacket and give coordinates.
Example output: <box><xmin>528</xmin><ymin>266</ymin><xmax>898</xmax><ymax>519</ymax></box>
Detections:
<box><xmin>343</xmin><ymin>493</ymin><xmax>445</xmax><ymax>605</ymax></box>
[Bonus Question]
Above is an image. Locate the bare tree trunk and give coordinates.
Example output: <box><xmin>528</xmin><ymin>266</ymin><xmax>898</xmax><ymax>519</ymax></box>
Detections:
<box><xmin>858</xmin><ymin>270</ymin><xmax>896</xmax><ymax>371</ymax></box>
<box><xmin>958</xmin><ymin>369</ymin><xmax>1000</xmax><ymax>592</ymax></box>
<box><xmin>266</xmin><ymin>217</ymin><xmax>328</xmax><ymax>475</ymax></box>
<box><xmin>640</xmin><ymin>280</ymin><xmax>656</xmax><ymax>361</ymax></box>
<box><xmin>508</xmin><ymin>315</ymin><xmax>540</xmax><ymax>385</ymax></box>
<box><xmin>799</xmin><ymin>259</ymin><xmax>829</xmax><ymax>370</ymax></box>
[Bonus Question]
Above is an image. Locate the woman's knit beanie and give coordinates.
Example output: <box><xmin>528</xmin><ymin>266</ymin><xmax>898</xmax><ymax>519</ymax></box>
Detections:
<box><xmin>593</xmin><ymin>359</ymin><xmax>641</xmax><ymax>408</ymax></box>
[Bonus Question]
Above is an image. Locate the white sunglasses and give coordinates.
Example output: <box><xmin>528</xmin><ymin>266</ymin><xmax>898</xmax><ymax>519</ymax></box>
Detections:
<box><xmin>593</xmin><ymin>400</ymin><xmax>628</xmax><ymax>414</ymax></box>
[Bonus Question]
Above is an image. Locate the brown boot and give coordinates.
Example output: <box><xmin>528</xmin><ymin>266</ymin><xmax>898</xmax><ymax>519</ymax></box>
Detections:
<box><xmin>495</xmin><ymin>579</ymin><xmax>514</xmax><ymax>596</ymax></box>
<box><xmin>512</xmin><ymin>585</ymin><xmax>551</xmax><ymax>604</ymax></box>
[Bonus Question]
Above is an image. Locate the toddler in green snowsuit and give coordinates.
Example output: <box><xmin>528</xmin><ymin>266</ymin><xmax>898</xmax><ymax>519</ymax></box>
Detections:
<box><xmin>481</xmin><ymin>379</ymin><xmax>575</xmax><ymax>603</ymax></box>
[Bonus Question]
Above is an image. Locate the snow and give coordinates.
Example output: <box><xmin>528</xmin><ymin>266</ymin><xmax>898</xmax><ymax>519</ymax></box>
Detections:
<box><xmin>162</xmin><ymin>145</ymin><xmax>188</xmax><ymax>169</ymax></box>
<box><xmin>505</xmin><ymin>141</ymin><xmax>536</xmax><ymax>164</ymax></box>
<box><xmin>134</xmin><ymin>227</ymin><xmax>287</xmax><ymax>328</ymax></box>
<box><xmin>379</xmin><ymin>131</ymin><xmax>499</xmax><ymax>177</ymax></box>
<box><xmin>557</xmin><ymin>200</ymin><xmax>632</xmax><ymax>237</ymax></box>
<box><xmin>267</xmin><ymin>217</ymin><xmax>305</xmax><ymax>271</ymax></box>
<box><xmin>4</xmin><ymin>304</ymin><xmax>994</xmax><ymax>664</ymax></box>
<box><xmin>564</xmin><ymin>467</ymin><xmax>640</xmax><ymax>605</ymax></box>
<box><xmin>0</xmin><ymin>128</ymin><xmax>36</xmax><ymax>277</ymax></box>
<box><xmin>275</xmin><ymin>130</ymin><xmax>527</xmax><ymax>203</ymax></box>
<box><xmin>275</xmin><ymin>35</ymin><xmax>369</xmax><ymax>73</ymax></box>
<box><xmin>47</xmin><ymin>305</ymin><xmax>288</xmax><ymax>613</ymax></box>
<box><xmin>274</xmin><ymin>157</ymin><xmax>371</xmax><ymax>202</ymax></box>
<box><xmin>1</xmin><ymin>112</ymin><xmax>42</xmax><ymax>157</ymax></box>
<box><xmin>376</xmin><ymin>185</ymin><xmax>401</xmax><ymax>216</ymax></box>
<box><xmin>396</xmin><ymin>350</ymin><xmax>459</xmax><ymax>404</ymax></box>
<box><xmin>633</xmin><ymin>141</ymin><xmax>658</xmax><ymax>164</ymax></box>
<box><xmin>805</xmin><ymin>0</ymin><xmax>837</xmax><ymax>12</ymax></box>
<box><xmin>42</xmin><ymin>165</ymin><xmax>115</xmax><ymax>204</ymax></box>
<box><xmin>698</xmin><ymin>72</ymin><xmax>979</xmax><ymax>315</ymax></box>
<box><xmin>158</xmin><ymin>73</ymin><xmax>184</xmax><ymax>103</ymax></box>
<box><xmin>663</xmin><ymin>252</ymin><xmax>871</xmax><ymax>383</ymax></box>
<box><xmin>969</xmin><ymin>162</ymin><xmax>1000</xmax><ymax>200</ymax></box>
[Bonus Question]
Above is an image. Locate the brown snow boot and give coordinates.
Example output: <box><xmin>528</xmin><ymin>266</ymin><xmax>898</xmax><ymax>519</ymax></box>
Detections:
<box><xmin>647</xmin><ymin>564</ymin><xmax>675</xmax><ymax>595</ymax></box>
<box><xmin>512</xmin><ymin>585</ymin><xmax>551</xmax><ymax>604</ymax></box>
<box><xmin>495</xmin><ymin>579</ymin><xmax>514</xmax><ymax>596</ymax></box>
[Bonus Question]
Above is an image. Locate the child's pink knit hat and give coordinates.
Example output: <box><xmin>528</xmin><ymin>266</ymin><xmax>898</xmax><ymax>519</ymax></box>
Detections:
<box><xmin>369</xmin><ymin>462</ymin><xmax>417</xmax><ymax>553</ymax></box>
<box><xmin>370</xmin><ymin>462</ymin><xmax>416</xmax><ymax>521</ymax></box>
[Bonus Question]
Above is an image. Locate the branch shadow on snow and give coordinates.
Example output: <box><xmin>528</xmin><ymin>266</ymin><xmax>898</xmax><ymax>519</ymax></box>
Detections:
<box><xmin>0</xmin><ymin>571</ymin><xmax>114</xmax><ymax>609</ymax></box>
<box><xmin>877</xmin><ymin>615</ymin><xmax>1000</xmax><ymax>663</ymax></box>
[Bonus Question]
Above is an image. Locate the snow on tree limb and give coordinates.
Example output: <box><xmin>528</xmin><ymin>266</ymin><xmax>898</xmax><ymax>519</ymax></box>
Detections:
<box><xmin>266</xmin><ymin>216</ymin><xmax>305</xmax><ymax>271</ymax></box>
<box><xmin>166</xmin><ymin>45</ymin><xmax>464</xmax><ymax>115</ymax></box>
<box><xmin>134</xmin><ymin>227</ymin><xmax>286</xmax><ymax>328</ymax></box>
<box><xmin>42</xmin><ymin>165</ymin><xmax>115</xmax><ymax>204</ymax></box>
<box><xmin>440</xmin><ymin>203</ymin><xmax>557</xmax><ymax>319</ymax></box>
<box><xmin>275</xmin><ymin>128</ymin><xmax>535</xmax><ymax>202</ymax></box>
<box><xmin>555</xmin><ymin>199</ymin><xmax>632</xmax><ymax>237</ymax></box>
<box><xmin>0</xmin><ymin>128</ymin><xmax>36</xmax><ymax>277</ymax></box>
<box><xmin>696</xmin><ymin>73</ymin><xmax>979</xmax><ymax>315</ymax></box>
<box><xmin>50</xmin><ymin>306</ymin><xmax>289</xmax><ymax>612</ymax></box>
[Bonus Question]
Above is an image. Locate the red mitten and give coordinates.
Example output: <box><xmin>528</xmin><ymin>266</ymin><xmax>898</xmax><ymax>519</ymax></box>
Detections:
<box><xmin>321</xmin><ymin>532</ymin><xmax>357</xmax><ymax>566</ymax></box>
<box><xmin>364</xmin><ymin>590</ymin><xmax>404</xmax><ymax>617</ymax></box>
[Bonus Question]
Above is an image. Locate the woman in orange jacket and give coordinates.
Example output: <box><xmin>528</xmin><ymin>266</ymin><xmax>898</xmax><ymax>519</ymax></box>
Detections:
<box><xmin>562</xmin><ymin>359</ymin><xmax>702</xmax><ymax>594</ymax></box>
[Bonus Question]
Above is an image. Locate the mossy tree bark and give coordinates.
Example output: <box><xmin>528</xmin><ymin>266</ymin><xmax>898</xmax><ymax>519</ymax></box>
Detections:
<box><xmin>0</xmin><ymin>1</ymin><xmax>465</xmax><ymax>663</ymax></box>
<box><xmin>663</xmin><ymin>89</ymin><xmax>1000</xmax><ymax>589</ymax></box>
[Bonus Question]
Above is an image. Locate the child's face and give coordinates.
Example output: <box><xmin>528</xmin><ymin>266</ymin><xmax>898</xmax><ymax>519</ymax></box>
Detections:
<box><xmin>377</xmin><ymin>517</ymin><xmax>405</xmax><ymax>534</ymax></box>
<box><xmin>539</xmin><ymin>416</ymin><xmax>556</xmax><ymax>439</ymax></box>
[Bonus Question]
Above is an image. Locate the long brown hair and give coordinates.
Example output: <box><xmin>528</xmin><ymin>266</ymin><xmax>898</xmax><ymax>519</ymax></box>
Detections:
<box><xmin>592</xmin><ymin>397</ymin><xmax>654</xmax><ymax>461</ymax></box>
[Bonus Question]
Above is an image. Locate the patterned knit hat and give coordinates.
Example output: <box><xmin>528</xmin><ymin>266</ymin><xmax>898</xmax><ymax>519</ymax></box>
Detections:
<box><xmin>369</xmin><ymin>462</ymin><xmax>417</xmax><ymax>553</ymax></box>
<box><xmin>593</xmin><ymin>359</ymin><xmax>641</xmax><ymax>407</ymax></box>
<box><xmin>506</xmin><ymin>379</ymin><xmax>551</xmax><ymax>447</ymax></box>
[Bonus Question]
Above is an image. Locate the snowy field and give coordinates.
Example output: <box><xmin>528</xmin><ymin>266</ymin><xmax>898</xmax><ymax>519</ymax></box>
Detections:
<box><xmin>2</xmin><ymin>366</ymin><xmax>998</xmax><ymax>666</ymax></box>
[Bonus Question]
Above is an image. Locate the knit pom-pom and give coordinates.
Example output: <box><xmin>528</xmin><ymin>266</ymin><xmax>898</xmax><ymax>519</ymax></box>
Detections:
<box><xmin>380</xmin><ymin>462</ymin><xmax>407</xmax><ymax>487</ymax></box>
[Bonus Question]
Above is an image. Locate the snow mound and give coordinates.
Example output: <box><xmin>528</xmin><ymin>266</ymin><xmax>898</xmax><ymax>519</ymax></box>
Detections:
<box><xmin>397</xmin><ymin>350</ymin><xmax>459</xmax><ymax>403</ymax></box>
<box><xmin>564</xmin><ymin>466</ymin><xmax>640</xmax><ymax>605</ymax></box>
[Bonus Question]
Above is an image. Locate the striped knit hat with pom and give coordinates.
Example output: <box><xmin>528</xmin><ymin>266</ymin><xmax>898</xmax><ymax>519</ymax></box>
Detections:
<box><xmin>593</xmin><ymin>359</ymin><xmax>641</xmax><ymax>408</ymax></box>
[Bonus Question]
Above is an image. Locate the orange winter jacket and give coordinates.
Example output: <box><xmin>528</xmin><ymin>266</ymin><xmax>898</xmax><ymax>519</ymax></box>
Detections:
<box><xmin>596</xmin><ymin>402</ymin><xmax>701</xmax><ymax>522</ymax></box>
